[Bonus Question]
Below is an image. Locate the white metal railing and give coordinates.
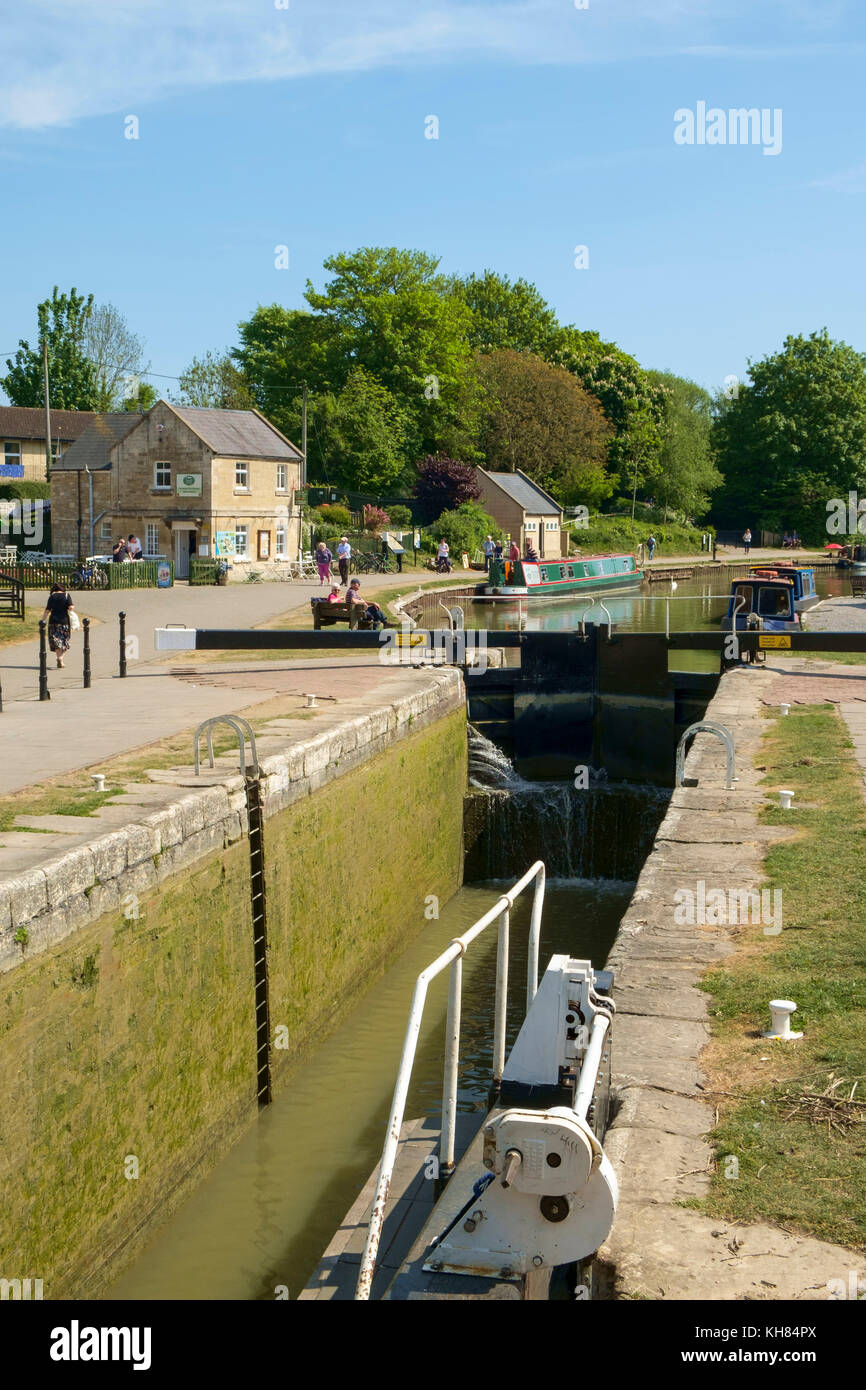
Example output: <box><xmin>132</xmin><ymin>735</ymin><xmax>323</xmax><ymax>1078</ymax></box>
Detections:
<box><xmin>355</xmin><ymin>860</ymin><xmax>546</xmax><ymax>1301</ymax></box>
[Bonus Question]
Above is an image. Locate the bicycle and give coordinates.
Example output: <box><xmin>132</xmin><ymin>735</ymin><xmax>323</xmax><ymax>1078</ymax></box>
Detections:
<box><xmin>70</xmin><ymin>560</ymin><xmax>109</xmax><ymax>590</ymax></box>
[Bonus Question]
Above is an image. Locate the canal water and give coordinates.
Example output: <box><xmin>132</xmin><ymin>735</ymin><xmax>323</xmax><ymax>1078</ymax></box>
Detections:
<box><xmin>106</xmin><ymin>876</ymin><xmax>632</xmax><ymax>1301</ymax></box>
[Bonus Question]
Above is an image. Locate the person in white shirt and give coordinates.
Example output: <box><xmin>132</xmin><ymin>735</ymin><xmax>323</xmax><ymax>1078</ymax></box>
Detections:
<box><xmin>127</xmin><ymin>534</ymin><xmax>142</xmax><ymax>560</ymax></box>
<box><xmin>483</xmin><ymin>535</ymin><xmax>495</xmax><ymax>572</ymax></box>
<box><xmin>336</xmin><ymin>537</ymin><xmax>351</xmax><ymax>586</ymax></box>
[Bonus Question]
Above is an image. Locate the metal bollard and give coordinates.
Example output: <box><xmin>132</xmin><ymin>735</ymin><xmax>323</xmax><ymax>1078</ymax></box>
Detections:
<box><xmin>39</xmin><ymin>619</ymin><xmax>50</xmax><ymax>700</ymax></box>
<box><xmin>119</xmin><ymin>610</ymin><xmax>127</xmax><ymax>678</ymax></box>
<box><xmin>83</xmin><ymin>617</ymin><xmax>91</xmax><ymax>689</ymax></box>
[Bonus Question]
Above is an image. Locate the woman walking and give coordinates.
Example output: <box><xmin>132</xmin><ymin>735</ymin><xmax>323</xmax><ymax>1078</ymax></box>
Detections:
<box><xmin>41</xmin><ymin>582</ymin><xmax>76</xmax><ymax>669</ymax></box>
<box><xmin>315</xmin><ymin>540</ymin><xmax>333</xmax><ymax>585</ymax></box>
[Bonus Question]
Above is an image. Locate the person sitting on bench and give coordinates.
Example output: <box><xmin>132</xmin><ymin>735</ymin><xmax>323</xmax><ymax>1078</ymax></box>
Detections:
<box><xmin>326</xmin><ymin>584</ymin><xmax>342</xmax><ymax>603</ymax></box>
<box><xmin>347</xmin><ymin>578</ymin><xmax>389</xmax><ymax>629</ymax></box>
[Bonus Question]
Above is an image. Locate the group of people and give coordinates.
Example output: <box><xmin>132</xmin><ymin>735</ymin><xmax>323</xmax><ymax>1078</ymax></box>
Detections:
<box><xmin>112</xmin><ymin>534</ymin><xmax>143</xmax><ymax>563</ymax></box>
<box><xmin>782</xmin><ymin>531</ymin><xmax>802</xmax><ymax>549</ymax></box>
<box><xmin>314</xmin><ymin>537</ymin><xmax>388</xmax><ymax>627</ymax></box>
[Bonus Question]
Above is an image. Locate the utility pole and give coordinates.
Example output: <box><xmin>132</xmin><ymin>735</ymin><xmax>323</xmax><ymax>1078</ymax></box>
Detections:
<box><xmin>301</xmin><ymin>380</ymin><xmax>308</xmax><ymax>488</ymax></box>
<box><xmin>42</xmin><ymin>339</ymin><xmax>52</xmax><ymax>483</ymax></box>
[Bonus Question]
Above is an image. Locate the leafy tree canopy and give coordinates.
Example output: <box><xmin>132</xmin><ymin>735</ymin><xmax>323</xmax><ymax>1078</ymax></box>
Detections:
<box><xmin>473</xmin><ymin>349</ymin><xmax>614</xmax><ymax>508</ymax></box>
<box><xmin>3</xmin><ymin>286</ymin><xmax>98</xmax><ymax>410</ymax></box>
<box><xmin>176</xmin><ymin>349</ymin><xmax>256</xmax><ymax>410</ymax></box>
<box><xmin>554</xmin><ymin>327</ymin><xmax>667</xmax><ymax>495</ymax></box>
<box><xmin>309</xmin><ymin>366</ymin><xmax>409</xmax><ymax>494</ymax></box>
<box><xmin>646</xmin><ymin>370</ymin><xmax>721</xmax><ymax>522</ymax></box>
<box><xmin>83</xmin><ymin>303</ymin><xmax>149</xmax><ymax>412</ymax></box>
<box><xmin>415</xmin><ymin>453</ymin><xmax>481</xmax><ymax>519</ymax></box>
<box><xmin>449</xmin><ymin>270</ymin><xmax>560</xmax><ymax>356</ymax></box>
<box><xmin>711</xmin><ymin>330</ymin><xmax>866</xmax><ymax>536</ymax></box>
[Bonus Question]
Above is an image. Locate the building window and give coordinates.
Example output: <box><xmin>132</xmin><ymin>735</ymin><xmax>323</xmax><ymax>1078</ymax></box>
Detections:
<box><xmin>52</xmin><ymin>444</ymin><xmax>63</xmax><ymax>463</ymax></box>
<box><xmin>275</xmin><ymin>523</ymin><xmax>286</xmax><ymax>556</ymax></box>
<box><xmin>545</xmin><ymin>521</ymin><xmax>558</xmax><ymax>531</ymax></box>
<box><xmin>4</xmin><ymin>442</ymin><xmax>22</xmax><ymax>466</ymax></box>
<box><xmin>235</xmin><ymin>461</ymin><xmax>249</xmax><ymax>490</ymax></box>
<box><xmin>145</xmin><ymin>523</ymin><xmax>160</xmax><ymax>556</ymax></box>
<box><xmin>235</xmin><ymin>523</ymin><xmax>249</xmax><ymax>557</ymax></box>
<box><xmin>276</xmin><ymin>463</ymin><xmax>288</xmax><ymax>492</ymax></box>
<box><xmin>100</xmin><ymin>520</ymin><xmax>112</xmax><ymax>539</ymax></box>
<box><xmin>525</xmin><ymin>520</ymin><xmax>537</xmax><ymax>532</ymax></box>
<box><xmin>154</xmin><ymin>461</ymin><xmax>171</xmax><ymax>490</ymax></box>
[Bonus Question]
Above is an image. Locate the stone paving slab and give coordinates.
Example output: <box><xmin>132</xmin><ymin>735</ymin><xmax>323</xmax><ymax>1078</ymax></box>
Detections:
<box><xmin>599</xmin><ymin>662</ymin><xmax>862</xmax><ymax>1298</ymax></box>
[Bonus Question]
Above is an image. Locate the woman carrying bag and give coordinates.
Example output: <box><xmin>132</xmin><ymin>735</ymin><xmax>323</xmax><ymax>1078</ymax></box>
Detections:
<box><xmin>41</xmin><ymin>582</ymin><xmax>77</xmax><ymax>669</ymax></box>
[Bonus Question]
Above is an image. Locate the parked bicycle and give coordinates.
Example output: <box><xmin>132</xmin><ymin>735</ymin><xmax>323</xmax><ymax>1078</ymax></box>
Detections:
<box><xmin>70</xmin><ymin>559</ymin><xmax>109</xmax><ymax>590</ymax></box>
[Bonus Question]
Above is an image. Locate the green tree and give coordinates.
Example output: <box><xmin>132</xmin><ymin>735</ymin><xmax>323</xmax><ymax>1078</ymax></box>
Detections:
<box><xmin>122</xmin><ymin>381</ymin><xmax>158</xmax><ymax>413</ymax></box>
<box><xmin>310</xmin><ymin>367</ymin><xmax>409</xmax><ymax>493</ymax></box>
<box><xmin>646</xmin><ymin>371</ymin><xmax>721</xmax><ymax>521</ymax></box>
<box><xmin>2</xmin><ymin>287</ymin><xmax>98</xmax><ymax>410</ymax></box>
<box><xmin>304</xmin><ymin>247</ymin><xmax>474</xmax><ymax>456</ymax></box>
<box><xmin>83</xmin><ymin>302</ymin><xmax>149</xmax><ymax>411</ymax></box>
<box><xmin>554</xmin><ymin>327</ymin><xmax>667</xmax><ymax>499</ymax></box>
<box><xmin>233</xmin><ymin>305</ymin><xmax>345</xmax><ymax>441</ymax></box>
<box><xmin>449</xmin><ymin>270</ymin><xmax>560</xmax><ymax>355</ymax></box>
<box><xmin>711</xmin><ymin>330</ymin><xmax>866</xmax><ymax>537</ymax></box>
<box><xmin>473</xmin><ymin>350</ymin><xmax>613</xmax><ymax>507</ymax></box>
<box><xmin>177</xmin><ymin>350</ymin><xmax>256</xmax><ymax>409</ymax></box>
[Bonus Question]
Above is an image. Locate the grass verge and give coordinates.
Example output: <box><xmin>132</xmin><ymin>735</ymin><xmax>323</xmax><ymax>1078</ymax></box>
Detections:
<box><xmin>697</xmin><ymin>704</ymin><xmax>866</xmax><ymax>1250</ymax></box>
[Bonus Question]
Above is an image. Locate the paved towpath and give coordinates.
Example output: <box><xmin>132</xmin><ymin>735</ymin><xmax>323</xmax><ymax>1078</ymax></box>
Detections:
<box><xmin>0</xmin><ymin>568</ymin><xmax>468</xmax><ymax>795</ymax></box>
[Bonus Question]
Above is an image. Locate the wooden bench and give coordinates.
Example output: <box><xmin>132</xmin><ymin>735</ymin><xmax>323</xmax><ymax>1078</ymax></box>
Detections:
<box><xmin>0</xmin><ymin>572</ymin><xmax>25</xmax><ymax>620</ymax></box>
<box><xmin>852</xmin><ymin>574</ymin><xmax>866</xmax><ymax>598</ymax></box>
<box><xmin>311</xmin><ymin>599</ymin><xmax>374</xmax><ymax>630</ymax></box>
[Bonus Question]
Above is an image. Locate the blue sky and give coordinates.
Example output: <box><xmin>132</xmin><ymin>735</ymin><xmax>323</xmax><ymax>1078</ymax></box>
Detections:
<box><xmin>2</xmin><ymin>0</ymin><xmax>865</xmax><ymax>400</ymax></box>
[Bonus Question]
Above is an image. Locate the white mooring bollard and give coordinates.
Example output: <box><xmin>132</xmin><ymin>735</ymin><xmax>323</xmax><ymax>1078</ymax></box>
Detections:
<box><xmin>779</xmin><ymin>788</ymin><xmax>795</xmax><ymax>810</ymax></box>
<box><xmin>91</xmin><ymin>774</ymin><xmax>106</xmax><ymax>793</ymax></box>
<box><xmin>764</xmin><ymin>999</ymin><xmax>802</xmax><ymax>1041</ymax></box>
<box><xmin>305</xmin><ymin>694</ymin><xmax>318</xmax><ymax>709</ymax></box>
<box><xmin>780</xmin><ymin>703</ymin><xmax>790</xmax><ymax>716</ymax></box>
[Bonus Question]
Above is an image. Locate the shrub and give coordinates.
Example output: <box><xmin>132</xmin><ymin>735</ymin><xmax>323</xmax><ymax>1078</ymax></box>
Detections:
<box><xmin>317</xmin><ymin>503</ymin><xmax>353</xmax><ymax>530</ymax></box>
<box><xmin>429</xmin><ymin>501</ymin><xmax>501</xmax><ymax>555</ymax></box>
<box><xmin>415</xmin><ymin>454</ymin><xmax>480</xmax><ymax>517</ymax></box>
<box><xmin>0</xmin><ymin>481</ymin><xmax>50</xmax><ymax>500</ymax></box>
<box><xmin>386</xmin><ymin>504</ymin><xmax>413</xmax><ymax>527</ymax></box>
<box><xmin>362</xmin><ymin>504</ymin><xmax>390</xmax><ymax>532</ymax></box>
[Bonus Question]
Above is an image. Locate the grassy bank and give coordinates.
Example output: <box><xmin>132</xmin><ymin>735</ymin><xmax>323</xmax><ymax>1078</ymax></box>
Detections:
<box><xmin>570</xmin><ymin>514</ymin><xmax>711</xmax><ymax>556</ymax></box>
<box><xmin>696</xmin><ymin>705</ymin><xmax>866</xmax><ymax>1250</ymax></box>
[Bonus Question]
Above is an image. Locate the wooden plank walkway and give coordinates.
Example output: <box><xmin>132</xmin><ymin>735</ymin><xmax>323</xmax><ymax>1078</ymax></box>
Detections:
<box><xmin>299</xmin><ymin>1112</ymin><xmax>482</xmax><ymax>1301</ymax></box>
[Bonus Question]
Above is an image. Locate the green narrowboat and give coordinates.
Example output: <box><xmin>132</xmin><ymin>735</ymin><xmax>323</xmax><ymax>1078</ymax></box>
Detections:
<box><xmin>479</xmin><ymin>553</ymin><xmax>643</xmax><ymax>600</ymax></box>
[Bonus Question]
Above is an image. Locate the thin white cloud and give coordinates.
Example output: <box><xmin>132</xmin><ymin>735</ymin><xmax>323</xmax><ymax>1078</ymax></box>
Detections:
<box><xmin>0</xmin><ymin>0</ymin><xmax>859</xmax><ymax>130</ymax></box>
<box><xmin>809</xmin><ymin>163</ymin><xmax>866</xmax><ymax>193</ymax></box>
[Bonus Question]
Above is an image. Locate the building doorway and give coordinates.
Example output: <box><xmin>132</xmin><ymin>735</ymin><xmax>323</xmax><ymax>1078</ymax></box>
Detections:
<box><xmin>172</xmin><ymin>525</ymin><xmax>196</xmax><ymax>579</ymax></box>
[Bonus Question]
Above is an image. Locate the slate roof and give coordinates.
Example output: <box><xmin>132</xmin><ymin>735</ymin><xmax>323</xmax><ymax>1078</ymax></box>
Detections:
<box><xmin>168</xmin><ymin>406</ymin><xmax>302</xmax><ymax>460</ymax></box>
<box><xmin>50</xmin><ymin>415</ymin><xmax>141</xmax><ymax>471</ymax></box>
<box><xmin>0</xmin><ymin>406</ymin><xmax>97</xmax><ymax>441</ymax></box>
<box><xmin>481</xmin><ymin>469</ymin><xmax>562</xmax><ymax>515</ymax></box>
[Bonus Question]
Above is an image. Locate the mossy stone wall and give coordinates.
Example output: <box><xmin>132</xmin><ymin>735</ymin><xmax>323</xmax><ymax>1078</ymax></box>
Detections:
<box><xmin>0</xmin><ymin>709</ymin><xmax>466</xmax><ymax>1296</ymax></box>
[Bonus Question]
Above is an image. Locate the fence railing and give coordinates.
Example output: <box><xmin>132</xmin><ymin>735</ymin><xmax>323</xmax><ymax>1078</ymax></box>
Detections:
<box><xmin>355</xmin><ymin>860</ymin><xmax>546</xmax><ymax>1301</ymax></box>
<box><xmin>5</xmin><ymin>559</ymin><xmax>173</xmax><ymax>590</ymax></box>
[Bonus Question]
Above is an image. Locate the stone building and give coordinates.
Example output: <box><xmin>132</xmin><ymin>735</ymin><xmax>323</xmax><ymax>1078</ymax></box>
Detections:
<box><xmin>473</xmin><ymin>468</ymin><xmax>565</xmax><ymax>558</ymax></box>
<box><xmin>0</xmin><ymin>406</ymin><xmax>97</xmax><ymax>483</ymax></box>
<box><xmin>50</xmin><ymin>401</ymin><xmax>304</xmax><ymax>575</ymax></box>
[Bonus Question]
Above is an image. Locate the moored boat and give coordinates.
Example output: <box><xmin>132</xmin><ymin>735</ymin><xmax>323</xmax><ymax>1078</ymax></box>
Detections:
<box><xmin>747</xmin><ymin>563</ymin><xmax>819</xmax><ymax>612</ymax></box>
<box><xmin>478</xmin><ymin>552</ymin><xmax>643</xmax><ymax>601</ymax></box>
<box><xmin>722</xmin><ymin>574</ymin><xmax>801</xmax><ymax>632</ymax></box>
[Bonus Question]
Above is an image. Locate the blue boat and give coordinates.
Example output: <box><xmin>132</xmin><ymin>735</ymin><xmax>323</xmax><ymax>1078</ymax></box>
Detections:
<box><xmin>722</xmin><ymin>575</ymin><xmax>801</xmax><ymax>633</ymax></box>
<box><xmin>747</xmin><ymin>564</ymin><xmax>819</xmax><ymax>612</ymax></box>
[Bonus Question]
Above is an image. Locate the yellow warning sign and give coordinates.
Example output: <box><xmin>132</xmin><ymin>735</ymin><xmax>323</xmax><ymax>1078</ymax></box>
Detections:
<box><xmin>758</xmin><ymin>634</ymin><xmax>792</xmax><ymax>649</ymax></box>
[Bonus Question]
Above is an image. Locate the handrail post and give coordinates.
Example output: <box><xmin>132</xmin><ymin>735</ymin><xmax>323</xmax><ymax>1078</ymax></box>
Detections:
<box><xmin>118</xmin><ymin>610</ymin><xmax>127</xmax><ymax>677</ymax></box>
<box><xmin>492</xmin><ymin>908</ymin><xmax>510</xmax><ymax>1089</ymax></box>
<box><xmin>440</xmin><ymin>954</ymin><xmax>463</xmax><ymax>1177</ymax></box>
<box><xmin>527</xmin><ymin>864</ymin><xmax>545</xmax><ymax>1007</ymax></box>
<box><xmin>82</xmin><ymin>617</ymin><xmax>91</xmax><ymax>688</ymax></box>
